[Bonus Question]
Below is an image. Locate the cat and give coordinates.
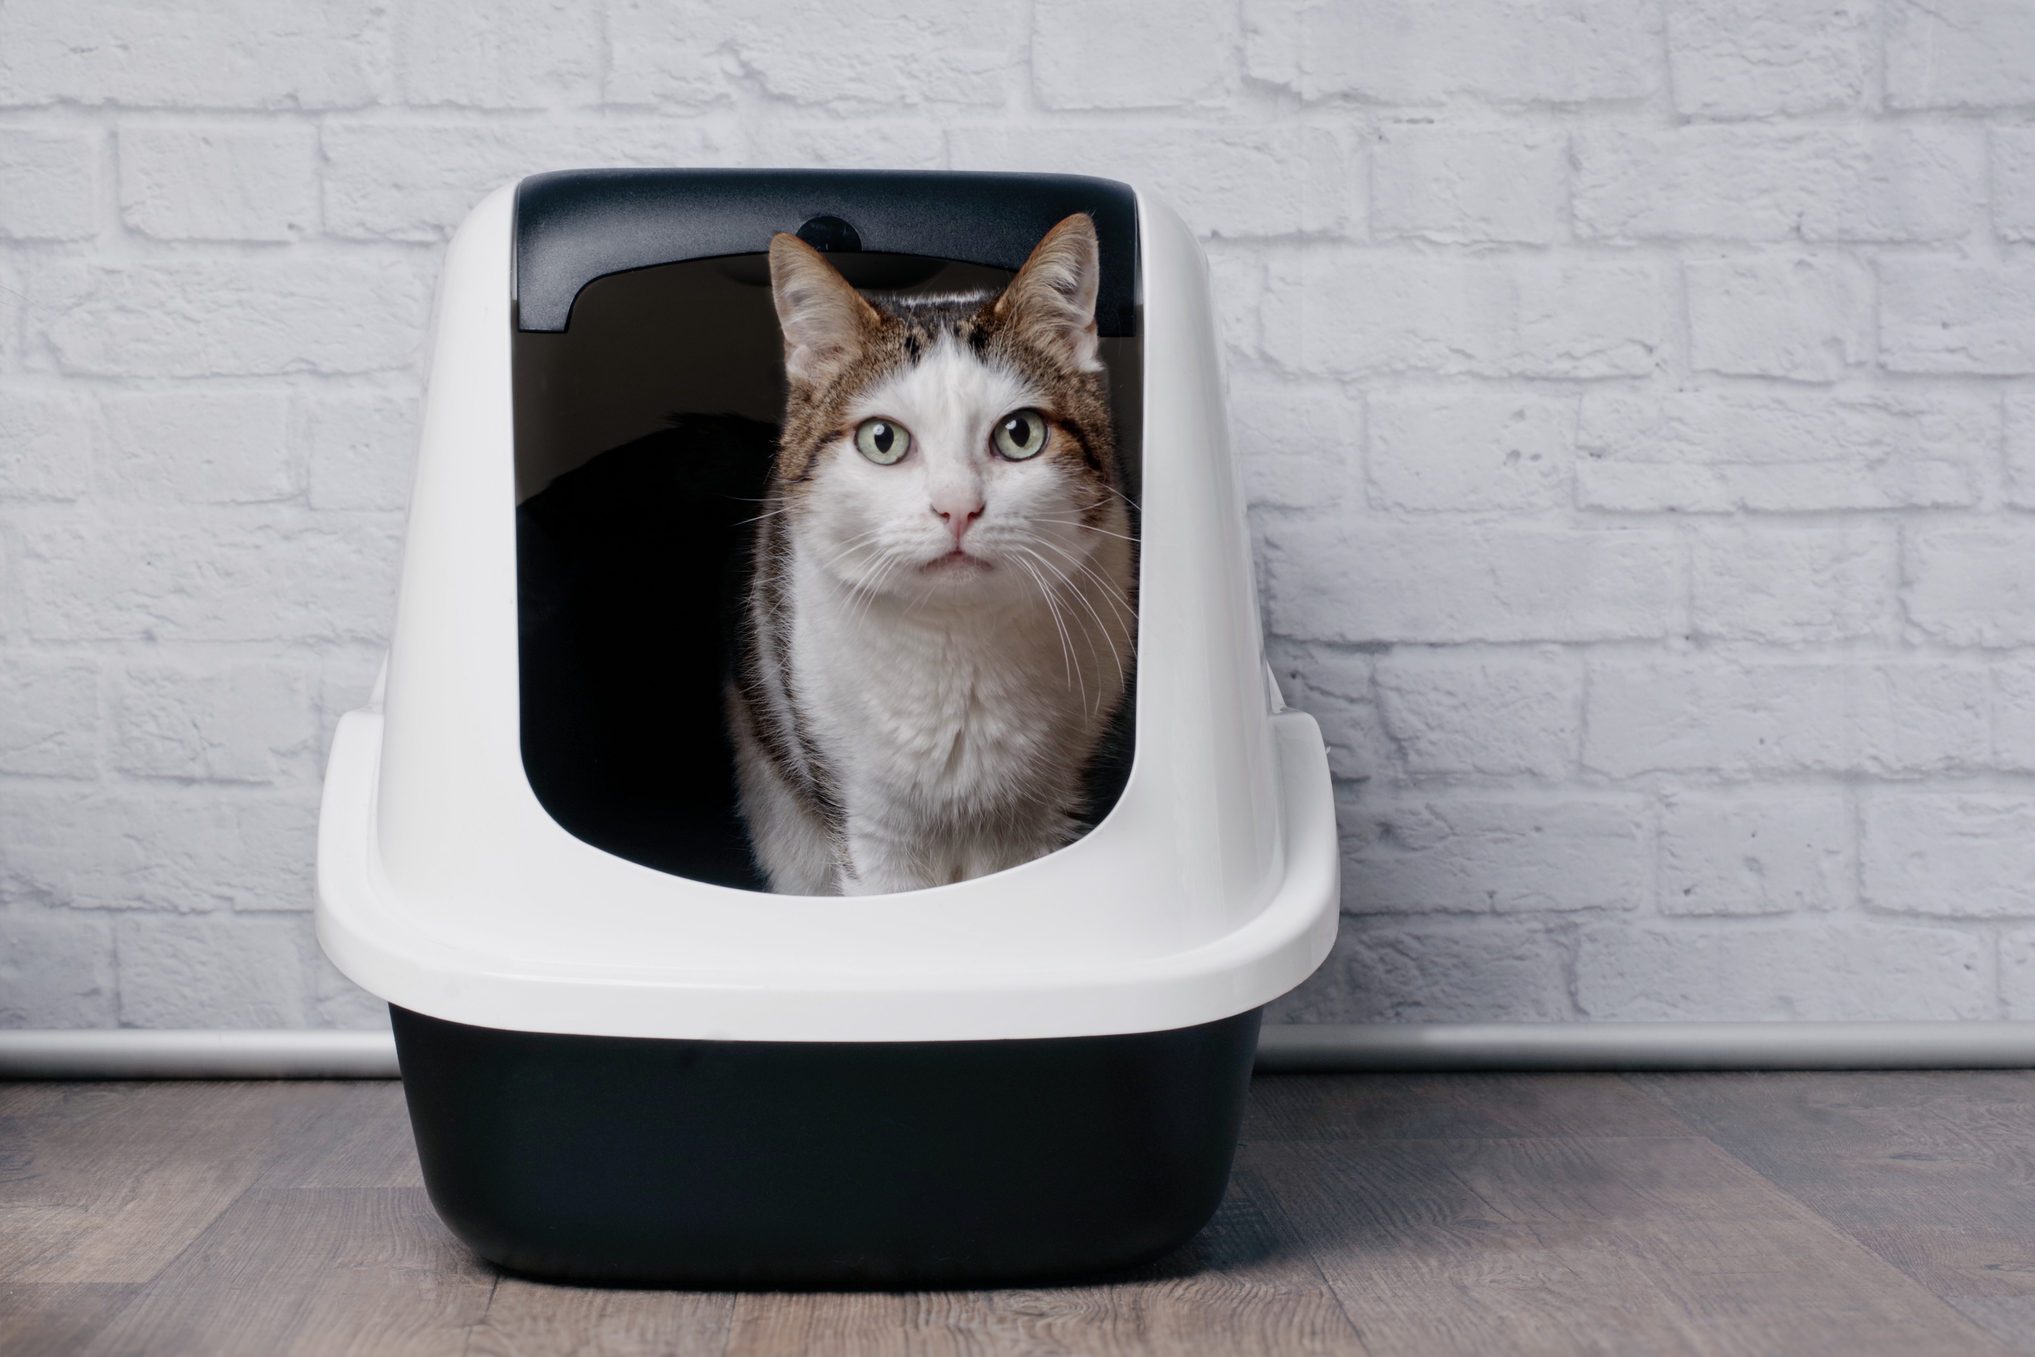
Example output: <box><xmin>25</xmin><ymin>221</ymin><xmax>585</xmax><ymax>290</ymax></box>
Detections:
<box><xmin>727</xmin><ymin>214</ymin><xmax>1136</xmax><ymax>896</ymax></box>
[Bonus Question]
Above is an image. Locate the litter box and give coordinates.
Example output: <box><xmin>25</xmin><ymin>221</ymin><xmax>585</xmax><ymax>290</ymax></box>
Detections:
<box><xmin>315</xmin><ymin>169</ymin><xmax>1338</xmax><ymax>1286</ymax></box>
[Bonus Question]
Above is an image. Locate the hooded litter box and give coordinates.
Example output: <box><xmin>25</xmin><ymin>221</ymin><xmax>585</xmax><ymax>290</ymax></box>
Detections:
<box><xmin>315</xmin><ymin>169</ymin><xmax>1338</xmax><ymax>1286</ymax></box>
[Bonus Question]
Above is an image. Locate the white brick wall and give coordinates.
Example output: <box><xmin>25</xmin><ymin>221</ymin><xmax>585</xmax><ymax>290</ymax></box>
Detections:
<box><xmin>1</xmin><ymin>0</ymin><xmax>2033</xmax><ymax>1029</ymax></box>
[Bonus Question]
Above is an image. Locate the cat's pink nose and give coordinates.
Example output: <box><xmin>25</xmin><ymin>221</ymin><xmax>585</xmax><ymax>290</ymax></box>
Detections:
<box><xmin>932</xmin><ymin>500</ymin><xmax>984</xmax><ymax>544</ymax></box>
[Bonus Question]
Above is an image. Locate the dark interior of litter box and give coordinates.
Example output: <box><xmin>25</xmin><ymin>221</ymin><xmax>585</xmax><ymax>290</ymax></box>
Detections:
<box><xmin>511</xmin><ymin>171</ymin><xmax>1142</xmax><ymax>888</ymax></box>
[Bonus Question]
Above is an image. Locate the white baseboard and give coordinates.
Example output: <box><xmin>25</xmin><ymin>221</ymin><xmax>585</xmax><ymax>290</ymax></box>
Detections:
<box><xmin>1253</xmin><ymin>1021</ymin><xmax>2035</xmax><ymax>1071</ymax></box>
<box><xmin>0</xmin><ymin>1029</ymin><xmax>400</xmax><ymax>1079</ymax></box>
<box><xmin>3</xmin><ymin>1022</ymin><xmax>2033</xmax><ymax>1079</ymax></box>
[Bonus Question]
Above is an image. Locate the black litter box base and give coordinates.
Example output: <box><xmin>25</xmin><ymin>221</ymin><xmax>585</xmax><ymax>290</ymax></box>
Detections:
<box><xmin>390</xmin><ymin>1004</ymin><xmax>1261</xmax><ymax>1287</ymax></box>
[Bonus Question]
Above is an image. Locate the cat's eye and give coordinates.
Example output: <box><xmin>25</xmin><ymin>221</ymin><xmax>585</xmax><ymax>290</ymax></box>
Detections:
<box><xmin>854</xmin><ymin>417</ymin><xmax>911</xmax><ymax>465</ymax></box>
<box><xmin>992</xmin><ymin>409</ymin><xmax>1048</xmax><ymax>461</ymax></box>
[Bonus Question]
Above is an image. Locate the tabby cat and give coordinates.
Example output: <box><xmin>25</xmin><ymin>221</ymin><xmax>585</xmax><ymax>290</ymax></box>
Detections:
<box><xmin>728</xmin><ymin>214</ymin><xmax>1135</xmax><ymax>895</ymax></box>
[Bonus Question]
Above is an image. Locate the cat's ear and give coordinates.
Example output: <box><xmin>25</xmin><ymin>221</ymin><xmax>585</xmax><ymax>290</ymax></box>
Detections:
<box><xmin>995</xmin><ymin>214</ymin><xmax>1103</xmax><ymax>374</ymax></box>
<box><xmin>770</xmin><ymin>232</ymin><xmax>880</xmax><ymax>389</ymax></box>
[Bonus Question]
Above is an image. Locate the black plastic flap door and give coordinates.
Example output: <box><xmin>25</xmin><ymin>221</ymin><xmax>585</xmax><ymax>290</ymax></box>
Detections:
<box><xmin>513</xmin><ymin>169</ymin><xmax>1139</xmax><ymax>335</ymax></box>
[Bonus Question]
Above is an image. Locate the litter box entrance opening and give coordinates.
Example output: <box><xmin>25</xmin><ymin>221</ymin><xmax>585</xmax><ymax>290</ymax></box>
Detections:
<box><xmin>513</xmin><ymin>253</ymin><xmax>1143</xmax><ymax>889</ymax></box>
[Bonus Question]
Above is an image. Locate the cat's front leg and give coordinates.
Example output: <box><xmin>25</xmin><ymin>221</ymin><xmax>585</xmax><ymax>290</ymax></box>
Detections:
<box><xmin>837</xmin><ymin>819</ymin><xmax>947</xmax><ymax>896</ymax></box>
<box><xmin>958</xmin><ymin>816</ymin><xmax>1079</xmax><ymax>883</ymax></box>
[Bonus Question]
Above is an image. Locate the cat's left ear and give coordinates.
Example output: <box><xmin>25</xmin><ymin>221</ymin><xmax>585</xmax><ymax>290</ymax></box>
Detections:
<box><xmin>770</xmin><ymin>231</ymin><xmax>881</xmax><ymax>390</ymax></box>
<box><xmin>995</xmin><ymin>214</ymin><xmax>1102</xmax><ymax>374</ymax></box>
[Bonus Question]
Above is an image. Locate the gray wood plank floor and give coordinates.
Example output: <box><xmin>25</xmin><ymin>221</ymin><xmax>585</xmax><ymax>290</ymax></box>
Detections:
<box><xmin>4</xmin><ymin>1071</ymin><xmax>2033</xmax><ymax>1356</ymax></box>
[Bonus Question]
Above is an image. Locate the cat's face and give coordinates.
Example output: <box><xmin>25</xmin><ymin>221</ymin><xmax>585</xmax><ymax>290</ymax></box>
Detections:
<box><xmin>767</xmin><ymin>215</ymin><xmax>1124</xmax><ymax>610</ymax></box>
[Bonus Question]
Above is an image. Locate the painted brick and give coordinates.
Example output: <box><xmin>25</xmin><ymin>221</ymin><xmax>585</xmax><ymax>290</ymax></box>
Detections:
<box><xmin>29</xmin><ymin>257</ymin><xmax>428</xmax><ymax>377</ymax></box>
<box><xmin>951</xmin><ymin>125</ymin><xmax>1354</xmax><ymax>238</ymax></box>
<box><xmin>1366</xmin><ymin>391</ymin><xmax>1573</xmax><ymax>512</ymax></box>
<box><xmin>1228</xmin><ymin>375</ymin><xmax>1360</xmax><ymax>510</ymax></box>
<box><xmin>0</xmin><ymin>0</ymin><xmax>387</xmax><ymax>108</ymax></box>
<box><xmin>1203</xmin><ymin>243</ymin><xmax>1265</xmax><ymax>359</ymax></box>
<box><xmin>2009</xmin><ymin>395</ymin><xmax>2035</xmax><ymax>510</ymax></box>
<box><xmin>18</xmin><ymin>511</ymin><xmax>402</xmax><ymax>643</ymax></box>
<box><xmin>1341</xmin><ymin>795</ymin><xmax>1649</xmax><ymax>915</ymax></box>
<box><xmin>311</xmin><ymin>953</ymin><xmax>392</xmax><ymax>1029</ymax></box>
<box><xmin>1034</xmin><ymin>0</ymin><xmax>1234</xmax><ymax>109</ymax></box>
<box><xmin>751</xmin><ymin>122</ymin><xmax>946</xmax><ymax>172</ymax></box>
<box><xmin>97</xmin><ymin>389</ymin><xmax>298</xmax><ymax>503</ymax></box>
<box><xmin>0</xmin><ymin>259</ymin><xmax>19</xmax><ymax>368</ymax></box>
<box><xmin>1584</xmin><ymin>659</ymin><xmax>1990</xmax><ymax>777</ymax></box>
<box><xmin>395</xmin><ymin>0</ymin><xmax>600</xmax><ymax>108</ymax></box>
<box><xmin>1690</xmin><ymin>524</ymin><xmax>1897</xmax><ymax>643</ymax></box>
<box><xmin>599</xmin><ymin>0</ymin><xmax>729</xmax><ymax>108</ymax></box>
<box><xmin>1374</xmin><ymin>651</ymin><xmax>1580</xmax><ymax>776</ymax></box>
<box><xmin>1263</xmin><ymin>518</ymin><xmax>1683</xmax><ymax>644</ymax></box>
<box><xmin>2002</xmin><ymin>931</ymin><xmax>2035</xmax><ymax>1020</ymax></box>
<box><xmin>1685</xmin><ymin>255</ymin><xmax>1870</xmax><ymax>382</ymax></box>
<box><xmin>299</xmin><ymin>389</ymin><xmax>419</xmax><ymax>512</ymax></box>
<box><xmin>1244</xmin><ymin>0</ymin><xmax>1659</xmax><ymax>105</ymax></box>
<box><xmin>1576</xmin><ymin>390</ymin><xmax>1993</xmax><ymax>513</ymax></box>
<box><xmin>318</xmin><ymin>648</ymin><xmax>387</xmax><ymax>748</ymax></box>
<box><xmin>1370</xmin><ymin>125</ymin><xmax>1564</xmax><ymax>244</ymax></box>
<box><xmin>1266</xmin><ymin>638</ymin><xmax>1387</xmax><ymax>783</ymax></box>
<box><xmin>323</xmin><ymin>120</ymin><xmax>742</xmax><ymax>241</ymax></box>
<box><xmin>0</xmin><ymin>654</ymin><xmax>99</xmax><ymax>777</ymax></box>
<box><xmin>110</xmin><ymin>661</ymin><xmax>318</xmax><ymax>783</ymax></box>
<box><xmin>0</xmin><ymin>0</ymin><xmax>2029</xmax><ymax>1034</ymax></box>
<box><xmin>0</xmin><ymin>127</ymin><xmax>97</xmax><ymax>239</ymax></box>
<box><xmin>1666</xmin><ymin>0</ymin><xmax>1871</xmax><ymax>117</ymax></box>
<box><xmin>0</xmin><ymin>913</ymin><xmax>115</xmax><ymax>1027</ymax></box>
<box><xmin>0</xmin><ymin>383</ymin><xmax>93</xmax><ymax>501</ymax></box>
<box><xmin>1992</xmin><ymin>662</ymin><xmax>2035</xmax><ymax>771</ymax></box>
<box><xmin>1268</xmin><ymin>917</ymin><xmax>1572</xmax><ymax>1023</ymax></box>
<box><xmin>1575</xmin><ymin>921</ymin><xmax>1988</xmax><ymax>1020</ymax></box>
<box><xmin>1660</xmin><ymin>792</ymin><xmax>1853</xmax><ymax>916</ymax></box>
<box><xmin>1997</xmin><ymin>129</ymin><xmax>2035</xmax><ymax>244</ymax></box>
<box><xmin>1906</xmin><ymin>525</ymin><xmax>2035</xmax><ymax>647</ymax></box>
<box><xmin>1886</xmin><ymin>0</ymin><xmax>2035</xmax><ymax>110</ymax></box>
<box><xmin>1862</xmin><ymin>794</ymin><xmax>2035</xmax><ymax>919</ymax></box>
<box><xmin>118</xmin><ymin>124</ymin><xmax>317</xmax><ymax>242</ymax></box>
<box><xmin>1574</xmin><ymin>128</ymin><xmax>1981</xmax><ymax>243</ymax></box>
<box><xmin>606</xmin><ymin>0</ymin><xmax>1013</xmax><ymax>109</ymax></box>
<box><xmin>1880</xmin><ymin>261</ymin><xmax>2035</xmax><ymax>375</ymax></box>
<box><xmin>1</xmin><ymin>788</ymin><xmax>317</xmax><ymax>913</ymax></box>
<box><xmin>1263</xmin><ymin>251</ymin><xmax>1664</xmax><ymax>379</ymax></box>
<box><xmin>115</xmin><ymin>916</ymin><xmax>308</xmax><ymax>1028</ymax></box>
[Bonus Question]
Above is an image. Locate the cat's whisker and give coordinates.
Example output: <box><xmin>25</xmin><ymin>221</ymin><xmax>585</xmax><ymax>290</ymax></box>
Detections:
<box><xmin>1009</xmin><ymin>549</ymin><xmax>1107</xmax><ymax>720</ymax></box>
<box><xmin>1032</xmin><ymin>538</ymin><xmax>1136</xmax><ymax>625</ymax></box>
<box><xmin>1012</xmin><ymin>545</ymin><xmax>1099</xmax><ymax>656</ymax></box>
<box><xmin>1035</xmin><ymin>518</ymin><xmax>1141</xmax><ymax>545</ymax></box>
<box><xmin>1026</xmin><ymin>536</ymin><xmax>1140</xmax><ymax>644</ymax></box>
<box><xmin>860</xmin><ymin>554</ymin><xmax>911</xmax><ymax>628</ymax></box>
<box><xmin>825</xmin><ymin>525</ymin><xmax>890</xmax><ymax>559</ymax></box>
<box><xmin>818</xmin><ymin>527</ymin><xmax>892</xmax><ymax>576</ymax></box>
<box><xmin>840</xmin><ymin>548</ymin><xmax>907</xmax><ymax>633</ymax></box>
<box><xmin>1044</xmin><ymin>569</ymin><xmax>1086</xmax><ymax>714</ymax></box>
<box><xmin>1094</xmin><ymin>481</ymin><xmax>1143</xmax><ymax>515</ymax></box>
<box><xmin>1033</xmin><ymin>528</ymin><xmax>1147</xmax><ymax>646</ymax></box>
<box><xmin>1015</xmin><ymin>545</ymin><xmax>1121</xmax><ymax>710</ymax></box>
<box><xmin>1013</xmin><ymin>553</ymin><xmax>1080</xmax><ymax>704</ymax></box>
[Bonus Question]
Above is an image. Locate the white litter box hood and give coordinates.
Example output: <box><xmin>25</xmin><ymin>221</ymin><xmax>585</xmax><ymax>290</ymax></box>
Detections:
<box><xmin>316</xmin><ymin>177</ymin><xmax>1338</xmax><ymax>1043</ymax></box>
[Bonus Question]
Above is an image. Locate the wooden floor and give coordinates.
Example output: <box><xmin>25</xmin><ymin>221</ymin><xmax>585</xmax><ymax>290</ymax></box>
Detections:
<box><xmin>5</xmin><ymin>1072</ymin><xmax>2034</xmax><ymax>1356</ymax></box>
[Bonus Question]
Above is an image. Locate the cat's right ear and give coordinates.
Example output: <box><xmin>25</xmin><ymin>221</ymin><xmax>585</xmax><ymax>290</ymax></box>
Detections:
<box><xmin>769</xmin><ymin>232</ymin><xmax>879</xmax><ymax>390</ymax></box>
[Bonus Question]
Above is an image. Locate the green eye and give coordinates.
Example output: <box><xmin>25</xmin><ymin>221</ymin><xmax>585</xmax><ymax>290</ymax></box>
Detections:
<box><xmin>993</xmin><ymin>408</ymin><xmax>1047</xmax><ymax>461</ymax></box>
<box><xmin>854</xmin><ymin>417</ymin><xmax>910</xmax><ymax>465</ymax></box>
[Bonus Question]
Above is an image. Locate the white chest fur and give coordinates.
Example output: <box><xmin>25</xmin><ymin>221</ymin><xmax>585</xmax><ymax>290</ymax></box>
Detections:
<box><xmin>788</xmin><ymin>536</ymin><xmax>1132</xmax><ymax>824</ymax></box>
